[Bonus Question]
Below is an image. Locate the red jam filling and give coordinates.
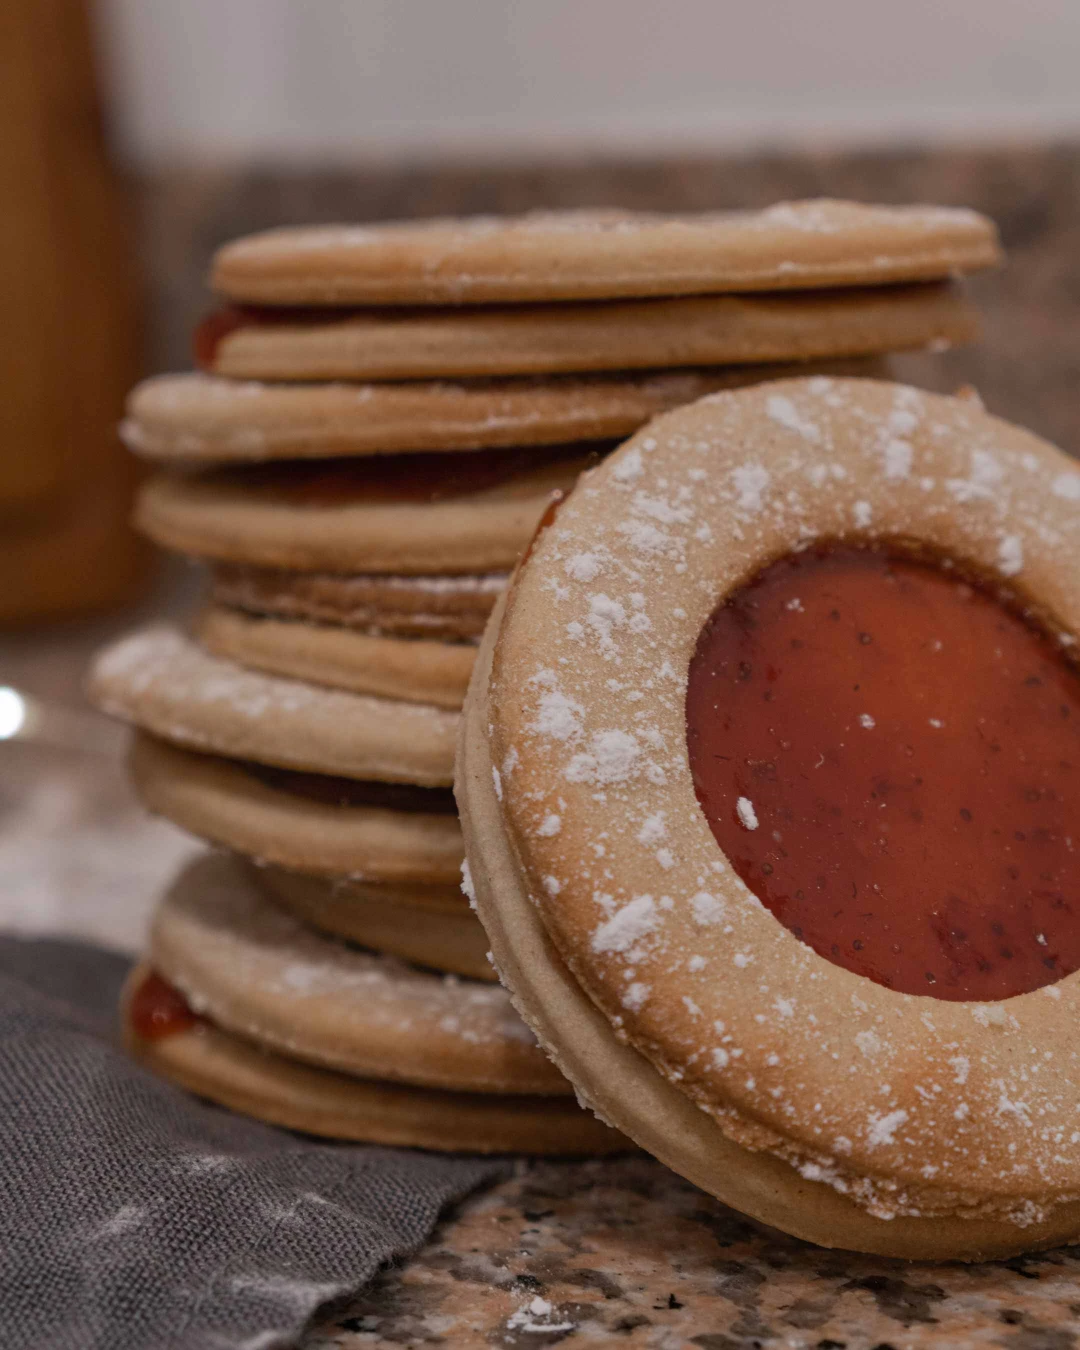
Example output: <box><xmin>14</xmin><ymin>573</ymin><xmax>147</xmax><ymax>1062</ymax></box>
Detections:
<box><xmin>686</xmin><ymin>545</ymin><xmax>1080</xmax><ymax>1001</ymax></box>
<box><xmin>129</xmin><ymin>970</ymin><xmax>202</xmax><ymax>1040</ymax></box>
<box><xmin>213</xmin><ymin>444</ymin><xmax>596</xmax><ymax>509</ymax></box>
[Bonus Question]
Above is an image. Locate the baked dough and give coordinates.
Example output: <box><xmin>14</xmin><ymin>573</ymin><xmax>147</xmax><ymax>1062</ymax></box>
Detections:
<box><xmin>253</xmin><ymin>864</ymin><xmax>492</xmax><ymax>982</ymax></box>
<box><xmin>196</xmin><ymin>606</ymin><xmax>474</xmax><ymax>709</ymax></box>
<box><xmin>124</xmin><ymin>966</ymin><xmax>625</xmax><ymax>1153</ymax></box>
<box><xmin>149</xmin><ymin>853</ymin><xmax>567</xmax><ymax>1096</ymax></box>
<box><xmin>211</xmin><ymin>203</ymin><xmax>1000</xmax><ymax>306</ymax></box>
<box><xmin>199</xmin><ymin>281</ymin><xmax>977</xmax><ymax>381</ymax></box>
<box><xmin>90</xmin><ymin>626</ymin><xmax>458</xmax><ymax>786</ymax></box>
<box><xmin>129</xmin><ymin>733</ymin><xmax>464</xmax><ymax>885</ymax></box>
<box><xmin>458</xmin><ymin>376</ymin><xmax>1080</xmax><ymax>1259</ymax></box>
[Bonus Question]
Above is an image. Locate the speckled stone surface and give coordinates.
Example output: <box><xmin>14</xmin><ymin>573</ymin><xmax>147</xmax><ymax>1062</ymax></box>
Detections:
<box><xmin>308</xmin><ymin>1158</ymin><xmax>1080</xmax><ymax>1348</ymax></box>
<box><xmin>5</xmin><ymin>144</ymin><xmax>1080</xmax><ymax>1347</ymax></box>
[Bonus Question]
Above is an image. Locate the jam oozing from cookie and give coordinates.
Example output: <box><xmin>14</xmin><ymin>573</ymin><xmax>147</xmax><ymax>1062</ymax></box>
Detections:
<box><xmin>211</xmin><ymin>443</ymin><xmax>596</xmax><ymax>508</ymax></box>
<box><xmin>128</xmin><ymin>970</ymin><xmax>203</xmax><ymax>1040</ymax></box>
<box><xmin>686</xmin><ymin>545</ymin><xmax>1080</xmax><ymax>1000</ymax></box>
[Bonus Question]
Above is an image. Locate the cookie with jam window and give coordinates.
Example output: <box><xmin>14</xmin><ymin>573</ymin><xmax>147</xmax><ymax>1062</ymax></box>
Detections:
<box><xmin>457</xmin><ymin>375</ymin><xmax>1080</xmax><ymax>1260</ymax></box>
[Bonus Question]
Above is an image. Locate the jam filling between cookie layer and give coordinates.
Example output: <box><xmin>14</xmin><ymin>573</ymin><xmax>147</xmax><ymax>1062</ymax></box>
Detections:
<box><xmin>208</xmin><ymin>444</ymin><xmax>595</xmax><ymax>508</ymax></box>
<box><xmin>686</xmin><ymin>544</ymin><xmax>1079</xmax><ymax>1001</ymax></box>
<box><xmin>129</xmin><ymin>970</ymin><xmax>203</xmax><ymax>1040</ymax></box>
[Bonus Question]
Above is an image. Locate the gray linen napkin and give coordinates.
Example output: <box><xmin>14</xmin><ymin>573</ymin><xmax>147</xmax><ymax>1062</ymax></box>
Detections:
<box><xmin>0</xmin><ymin>936</ymin><xmax>508</xmax><ymax>1350</ymax></box>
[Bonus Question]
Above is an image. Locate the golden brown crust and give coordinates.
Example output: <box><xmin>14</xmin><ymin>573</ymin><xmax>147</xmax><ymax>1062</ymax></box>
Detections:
<box><xmin>123</xmin><ymin>966</ymin><xmax>626</xmax><ymax>1154</ymax></box>
<box><xmin>90</xmin><ymin>625</ymin><xmax>458</xmax><ymax>786</ymax></box>
<box><xmin>208</xmin><ymin>282</ymin><xmax>978</xmax><ymax>380</ymax></box>
<box><xmin>211</xmin><ymin>204</ymin><xmax>1000</xmax><ymax>306</ymax></box>
<box><xmin>121</xmin><ymin>363</ymin><xmax>887</xmax><ymax>466</ymax></box>
<box><xmin>254</xmin><ymin>864</ymin><xmax>493</xmax><ymax>982</ymax></box>
<box><xmin>135</xmin><ymin>457</ymin><xmax>580</xmax><ymax>573</ymax></box>
<box><xmin>460</xmin><ymin>377</ymin><xmax>1080</xmax><ymax>1256</ymax></box>
<box><xmin>150</xmin><ymin>854</ymin><xmax>569</xmax><ymax>1096</ymax></box>
<box><xmin>196</xmin><ymin>606</ymin><xmax>475</xmax><ymax>709</ymax></box>
<box><xmin>129</xmin><ymin>733</ymin><xmax>464</xmax><ymax>884</ymax></box>
<box><xmin>211</xmin><ymin>564</ymin><xmax>504</xmax><ymax>639</ymax></box>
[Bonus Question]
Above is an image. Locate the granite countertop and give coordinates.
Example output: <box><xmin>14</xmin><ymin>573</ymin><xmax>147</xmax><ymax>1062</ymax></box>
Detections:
<box><xmin>4</xmin><ymin>144</ymin><xmax>1080</xmax><ymax>1348</ymax></box>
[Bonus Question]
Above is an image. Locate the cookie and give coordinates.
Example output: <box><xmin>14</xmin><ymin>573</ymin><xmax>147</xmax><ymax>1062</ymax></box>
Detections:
<box><xmin>197</xmin><ymin>280</ymin><xmax>977</xmax><ymax>381</ymax></box>
<box><xmin>121</xmin><ymin>362</ymin><xmax>884</xmax><ymax>465</ymax></box>
<box><xmin>254</xmin><ymin>864</ymin><xmax>492</xmax><ymax>982</ymax></box>
<box><xmin>129</xmin><ymin>733</ymin><xmax>463</xmax><ymax>885</ymax></box>
<box><xmin>197</xmin><ymin>606</ymin><xmax>474</xmax><ymax>709</ymax></box>
<box><xmin>211</xmin><ymin>564</ymin><xmax>504</xmax><ymax>640</ymax></box>
<box><xmin>211</xmin><ymin>203</ymin><xmax>1000</xmax><ymax>306</ymax></box>
<box><xmin>124</xmin><ymin>965</ymin><xmax>626</xmax><ymax>1153</ymax></box>
<box><xmin>458</xmin><ymin>377</ymin><xmax>1080</xmax><ymax>1260</ymax></box>
<box><xmin>90</xmin><ymin>626</ymin><xmax>457</xmax><ymax>786</ymax></box>
<box><xmin>149</xmin><ymin>853</ymin><xmax>567</xmax><ymax>1095</ymax></box>
<box><xmin>135</xmin><ymin>448</ymin><xmax>587</xmax><ymax>574</ymax></box>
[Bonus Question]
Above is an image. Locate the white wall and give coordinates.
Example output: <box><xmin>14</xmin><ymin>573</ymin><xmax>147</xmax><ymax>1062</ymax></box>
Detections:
<box><xmin>98</xmin><ymin>0</ymin><xmax>1080</xmax><ymax>163</ymax></box>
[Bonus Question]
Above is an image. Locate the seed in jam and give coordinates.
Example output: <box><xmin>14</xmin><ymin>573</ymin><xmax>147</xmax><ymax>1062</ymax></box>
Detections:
<box><xmin>685</xmin><ymin>545</ymin><xmax>1080</xmax><ymax>1001</ymax></box>
<box><xmin>128</xmin><ymin>970</ymin><xmax>202</xmax><ymax>1040</ymax></box>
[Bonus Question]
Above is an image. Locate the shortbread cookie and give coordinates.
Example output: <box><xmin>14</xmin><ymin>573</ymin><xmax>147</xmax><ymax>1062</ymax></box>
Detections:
<box><xmin>197</xmin><ymin>607</ymin><xmax>474</xmax><ymax>709</ymax></box>
<box><xmin>211</xmin><ymin>564</ymin><xmax>504</xmax><ymax>640</ymax></box>
<box><xmin>135</xmin><ymin>448</ymin><xmax>588</xmax><ymax>574</ymax></box>
<box><xmin>124</xmin><ymin>966</ymin><xmax>626</xmax><ymax>1153</ymax></box>
<box><xmin>150</xmin><ymin>853</ymin><xmax>567</xmax><ymax>1095</ymax></box>
<box><xmin>197</xmin><ymin>281</ymin><xmax>977</xmax><ymax>381</ymax></box>
<box><xmin>121</xmin><ymin>362</ymin><xmax>883</xmax><ymax>465</ymax></box>
<box><xmin>458</xmin><ymin>377</ymin><xmax>1080</xmax><ymax>1260</ymax></box>
<box><xmin>254</xmin><ymin>865</ymin><xmax>492</xmax><ymax>982</ymax></box>
<box><xmin>211</xmin><ymin>203</ymin><xmax>1000</xmax><ymax>306</ymax></box>
<box><xmin>129</xmin><ymin>734</ymin><xmax>463</xmax><ymax>884</ymax></box>
<box><xmin>91</xmin><ymin>626</ymin><xmax>457</xmax><ymax>785</ymax></box>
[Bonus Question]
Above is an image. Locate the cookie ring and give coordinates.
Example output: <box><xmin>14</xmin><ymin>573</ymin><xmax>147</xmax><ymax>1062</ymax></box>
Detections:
<box><xmin>196</xmin><ymin>607</ymin><xmax>475</xmax><ymax>710</ymax></box>
<box><xmin>211</xmin><ymin>203</ymin><xmax>999</xmax><ymax>306</ymax></box>
<box><xmin>253</xmin><ymin>864</ymin><xmax>492</xmax><ymax>982</ymax></box>
<box><xmin>150</xmin><ymin>854</ymin><xmax>568</xmax><ymax>1096</ymax></box>
<box><xmin>121</xmin><ymin>365</ymin><xmax>883</xmax><ymax>466</ymax></box>
<box><xmin>91</xmin><ymin>627</ymin><xmax>458</xmax><ymax>786</ymax></box>
<box><xmin>459</xmin><ymin>377</ymin><xmax>1080</xmax><ymax>1259</ymax></box>
<box><xmin>129</xmin><ymin>735</ymin><xmax>463</xmax><ymax>885</ymax></box>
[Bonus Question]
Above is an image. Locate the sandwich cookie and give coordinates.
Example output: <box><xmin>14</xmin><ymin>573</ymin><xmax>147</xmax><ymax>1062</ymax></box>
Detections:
<box><xmin>135</xmin><ymin>447</ymin><xmax>588</xmax><ymax>574</ymax></box>
<box><xmin>91</xmin><ymin>626</ymin><xmax>457</xmax><ymax>786</ymax></box>
<box><xmin>148</xmin><ymin>853</ymin><xmax>565</xmax><ymax>1096</ymax></box>
<box><xmin>211</xmin><ymin>202</ymin><xmax>1000</xmax><ymax>306</ymax></box>
<box><xmin>458</xmin><ymin>377</ymin><xmax>1080</xmax><ymax>1260</ymax></box>
<box><xmin>210</xmin><ymin>565</ymin><xmax>504</xmax><ymax>640</ymax></box>
<box><xmin>124</xmin><ymin>966</ymin><xmax>626</xmax><ymax>1153</ymax></box>
<box><xmin>129</xmin><ymin>734</ymin><xmax>463</xmax><ymax>885</ymax></box>
<box><xmin>122</xmin><ymin>361</ymin><xmax>885</xmax><ymax>466</ymax></box>
<box><xmin>196</xmin><ymin>606</ymin><xmax>474</xmax><ymax>709</ymax></box>
<box><xmin>196</xmin><ymin>281</ymin><xmax>977</xmax><ymax>382</ymax></box>
<box><xmin>253</xmin><ymin>864</ymin><xmax>493</xmax><ymax>982</ymax></box>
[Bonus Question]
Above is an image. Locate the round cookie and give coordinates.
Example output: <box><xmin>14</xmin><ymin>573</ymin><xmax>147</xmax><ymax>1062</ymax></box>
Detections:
<box><xmin>124</xmin><ymin>966</ymin><xmax>626</xmax><ymax>1154</ymax></box>
<box><xmin>458</xmin><ymin>377</ymin><xmax>1080</xmax><ymax>1260</ymax></box>
<box><xmin>135</xmin><ymin>449</ymin><xmax>586</xmax><ymax>574</ymax></box>
<box><xmin>129</xmin><ymin>733</ymin><xmax>464</xmax><ymax>885</ymax></box>
<box><xmin>211</xmin><ymin>203</ymin><xmax>1000</xmax><ymax>306</ymax></box>
<box><xmin>211</xmin><ymin>564</ymin><xmax>504</xmax><ymax>640</ymax></box>
<box><xmin>121</xmin><ymin>361</ymin><xmax>884</xmax><ymax>465</ymax></box>
<box><xmin>90</xmin><ymin>626</ymin><xmax>457</xmax><ymax>786</ymax></box>
<box><xmin>197</xmin><ymin>281</ymin><xmax>977</xmax><ymax>381</ymax></box>
<box><xmin>149</xmin><ymin>853</ymin><xmax>567</xmax><ymax>1096</ymax></box>
<box><xmin>197</xmin><ymin>606</ymin><xmax>474</xmax><ymax>709</ymax></box>
<box><xmin>253</xmin><ymin>864</ymin><xmax>493</xmax><ymax>982</ymax></box>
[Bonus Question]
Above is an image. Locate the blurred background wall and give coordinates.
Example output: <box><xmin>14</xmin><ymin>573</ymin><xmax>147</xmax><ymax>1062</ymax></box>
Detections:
<box><xmin>100</xmin><ymin>0</ymin><xmax>1080</xmax><ymax>160</ymax></box>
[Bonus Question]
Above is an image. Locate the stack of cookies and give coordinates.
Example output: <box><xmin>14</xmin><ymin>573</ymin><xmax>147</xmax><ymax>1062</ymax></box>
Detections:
<box><xmin>90</xmin><ymin>201</ymin><xmax>1000</xmax><ymax>1148</ymax></box>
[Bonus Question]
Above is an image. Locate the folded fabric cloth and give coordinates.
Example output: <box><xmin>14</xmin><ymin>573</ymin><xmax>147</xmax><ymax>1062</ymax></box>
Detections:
<box><xmin>0</xmin><ymin>936</ymin><xmax>506</xmax><ymax>1350</ymax></box>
